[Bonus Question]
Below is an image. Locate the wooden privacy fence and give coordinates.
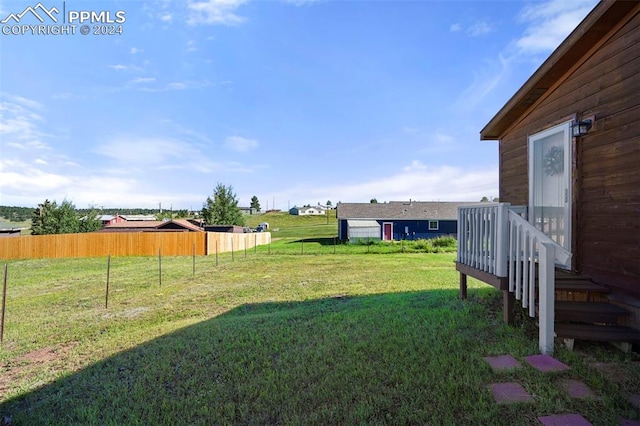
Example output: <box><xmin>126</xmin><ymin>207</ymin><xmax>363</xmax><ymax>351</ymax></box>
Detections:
<box><xmin>206</xmin><ymin>232</ymin><xmax>271</xmax><ymax>255</ymax></box>
<box><xmin>0</xmin><ymin>232</ymin><xmax>271</xmax><ymax>260</ymax></box>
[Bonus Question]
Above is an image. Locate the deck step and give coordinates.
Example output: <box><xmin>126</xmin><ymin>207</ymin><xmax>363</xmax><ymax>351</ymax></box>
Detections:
<box><xmin>554</xmin><ymin>270</ymin><xmax>592</xmax><ymax>281</ymax></box>
<box><xmin>555</xmin><ymin>323</ymin><xmax>640</xmax><ymax>343</ymax></box>
<box><xmin>554</xmin><ymin>301</ymin><xmax>629</xmax><ymax>324</ymax></box>
<box><xmin>554</xmin><ymin>280</ymin><xmax>610</xmax><ymax>294</ymax></box>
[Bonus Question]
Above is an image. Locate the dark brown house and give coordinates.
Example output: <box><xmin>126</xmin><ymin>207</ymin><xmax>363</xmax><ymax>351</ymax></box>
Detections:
<box><xmin>456</xmin><ymin>0</ymin><xmax>640</xmax><ymax>354</ymax></box>
<box><xmin>99</xmin><ymin>219</ymin><xmax>203</xmax><ymax>233</ymax></box>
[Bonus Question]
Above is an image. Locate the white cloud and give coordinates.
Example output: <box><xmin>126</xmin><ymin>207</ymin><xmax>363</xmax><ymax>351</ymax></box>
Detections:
<box><xmin>224</xmin><ymin>136</ymin><xmax>259</xmax><ymax>152</ymax></box>
<box><xmin>167</xmin><ymin>82</ymin><xmax>187</xmax><ymax>90</ymax></box>
<box><xmin>272</xmin><ymin>161</ymin><xmax>498</xmax><ymax>205</ymax></box>
<box><xmin>136</xmin><ymin>80</ymin><xmax>211</xmax><ymax>92</ymax></box>
<box><xmin>130</xmin><ymin>77</ymin><xmax>156</xmax><ymax>84</ymax></box>
<box><xmin>449</xmin><ymin>23</ymin><xmax>462</xmax><ymax>32</ymax></box>
<box><xmin>108</xmin><ymin>64</ymin><xmax>128</xmax><ymax>71</ymax></box>
<box><xmin>160</xmin><ymin>13</ymin><xmax>173</xmax><ymax>22</ymax></box>
<box><xmin>467</xmin><ymin>21</ymin><xmax>492</xmax><ymax>37</ymax></box>
<box><xmin>454</xmin><ymin>0</ymin><xmax>596</xmax><ymax>112</ymax></box>
<box><xmin>130</xmin><ymin>47</ymin><xmax>143</xmax><ymax>54</ymax></box>
<box><xmin>187</xmin><ymin>0</ymin><xmax>247</xmax><ymax>26</ymax></box>
<box><xmin>94</xmin><ymin>137</ymin><xmax>194</xmax><ymax>166</ymax></box>
<box><xmin>516</xmin><ymin>0</ymin><xmax>597</xmax><ymax>54</ymax></box>
<box><xmin>284</xmin><ymin>0</ymin><xmax>320</xmax><ymax>6</ymax></box>
<box><xmin>0</xmin><ymin>95</ymin><xmax>51</xmax><ymax>149</ymax></box>
<box><xmin>454</xmin><ymin>54</ymin><xmax>511</xmax><ymax>111</ymax></box>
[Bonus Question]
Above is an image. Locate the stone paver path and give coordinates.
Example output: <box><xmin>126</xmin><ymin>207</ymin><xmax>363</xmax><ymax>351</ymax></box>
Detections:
<box><xmin>538</xmin><ymin>413</ymin><xmax>592</xmax><ymax>425</ymax></box>
<box><xmin>525</xmin><ymin>354</ymin><xmax>570</xmax><ymax>372</ymax></box>
<box><xmin>484</xmin><ymin>355</ymin><xmax>522</xmax><ymax>372</ymax></box>
<box><xmin>483</xmin><ymin>353</ymin><xmax>639</xmax><ymax>425</ymax></box>
<box><xmin>489</xmin><ymin>382</ymin><xmax>534</xmax><ymax>404</ymax></box>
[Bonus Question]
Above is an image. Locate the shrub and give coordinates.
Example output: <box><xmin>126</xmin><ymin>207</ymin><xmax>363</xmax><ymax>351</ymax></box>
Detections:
<box><xmin>432</xmin><ymin>236</ymin><xmax>456</xmax><ymax>249</ymax></box>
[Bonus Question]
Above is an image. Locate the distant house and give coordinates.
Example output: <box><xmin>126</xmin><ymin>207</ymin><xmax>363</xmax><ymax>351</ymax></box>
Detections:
<box><xmin>99</xmin><ymin>219</ymin><xmax>203</xmax><ymax>233</ymax></box>
<box><xmin>119</xmin><ymin>214</ymin><xmax>158</xmax><ymax>221</ymax></box>
<box><xmin>337</xmin><ymin>201</ymin><xmax>479</xmax><ymax>242</ymax></box>
<box><xmin>0</xmin><ymin>228</ymin><xmax>22</xmax><ymax>238</ymax></box>
<box><xmin>204</xmin><ymin>225</ymin><xmax>244</xmax><ymax>233</ymax></box>
<box><xmin>239</xmin><ymin>207</ymin><xmax>258</xmax><ymax>215</ymax></box>
<box><xmin>289</xmin><ymin>205</ymin><xmax>326</xmax><ymax>216</ymax></box>
<box><xmin>98</xmin><ymin>214</ymin><xmax>126</xmax><ymax>226</ymax></box>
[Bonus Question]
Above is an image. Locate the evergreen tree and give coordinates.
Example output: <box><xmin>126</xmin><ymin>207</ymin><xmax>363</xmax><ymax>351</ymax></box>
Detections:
<box><xmin>79</xmin><ymin>207</ymin><xmax>103</xmax><ymax>232</ymax></box>
<box><xmin>31</xmin><ymin>199</ymin><xmax>57</xmax><ymax>235</ymax></box>
<box><xmin>31</xmin><ymin>199</ymin><xmax>81</xmax><ymax>234</ymax></box>
<box><xmin>32</xmin><ymin>199</ymin><xmax>102</xmax><ymax>234</ymax></box>
<box><xmin>250</xmin><ymin>195</ymin><xmax>261</xmax><ymax>212</ymax></box>
<box><xmin>202</xmin><ymin>183</ymin><xmax>245</xmax><ymax>226</ymax></box>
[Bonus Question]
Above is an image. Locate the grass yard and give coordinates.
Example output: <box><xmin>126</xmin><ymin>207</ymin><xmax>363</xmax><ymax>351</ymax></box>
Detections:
<box><xmin>245</xmin><ymin>210</ymin><xmax>338</xmax><ymax>239</ymax></box>
<box><xmin>0</xmin><ymin>246</ymin><xmax>639</xmax><ymax>424</ymax></box>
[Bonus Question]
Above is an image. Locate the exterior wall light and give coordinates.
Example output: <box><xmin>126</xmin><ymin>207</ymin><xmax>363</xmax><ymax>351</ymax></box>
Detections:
<box><xmin>571</xmin><ymin>119</ymin><xmax>592</xmax><ymax>137</ymax></box>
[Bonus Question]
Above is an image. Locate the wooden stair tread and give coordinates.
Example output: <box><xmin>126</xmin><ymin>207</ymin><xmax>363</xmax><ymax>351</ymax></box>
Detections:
<box><xmin>554</xmin><ymin>281</ymin><xmax>610</xmax><ymax>293</ymax></box>
<box><xmin>554</xmin><ymin>271</ymin><xmax>591</xmax><ymax>281</ymax></box>
<box><xmin>555</xmin><ymin>324</ymin><xmax>640</xmax><ymax>342</ymax></box>
<box><xmin>552</xmin><ymin>301</ymin><xmax>629</xmax><ymax>324</ymax></box>
<box><xmin>555</xmin><ymin>301</ymin><xmax>628</xmax><ymax>315</ymax></box>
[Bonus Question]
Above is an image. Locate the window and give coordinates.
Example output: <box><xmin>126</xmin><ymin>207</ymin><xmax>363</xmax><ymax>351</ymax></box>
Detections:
<box><xmin>428</xmin><ymin>220</ymin><xmax>439</xmax><ymax>230</ymax></box>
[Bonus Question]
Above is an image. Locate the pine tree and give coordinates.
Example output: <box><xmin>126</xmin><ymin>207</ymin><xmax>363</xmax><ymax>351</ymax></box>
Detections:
<box><xmin>202</xmin><ymin>183</ymin><xmax>245</xmax><ymax>226</ymax></box>
<box><xmin>250</xmin><ymin>195</ymin><xmax>261</xmax><ymax>212</ymax></box>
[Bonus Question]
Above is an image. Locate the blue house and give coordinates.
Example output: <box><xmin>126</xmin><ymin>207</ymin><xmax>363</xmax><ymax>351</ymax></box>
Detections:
<box><xmin>336</xmin><ymin>201</ymin><xmax>481</xmax><ymax>243</ymax></box>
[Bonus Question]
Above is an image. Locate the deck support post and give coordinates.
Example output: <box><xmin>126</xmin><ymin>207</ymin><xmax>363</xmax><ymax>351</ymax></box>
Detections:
<box><xmin>503</xmin><ymin>290</ymin><xmax>514</xmax><ymax>325</ymax></box>
<box><xmin>459</xmin><ymin>273</ymin><xmax>467</xmax><ymax>300</ymax></box>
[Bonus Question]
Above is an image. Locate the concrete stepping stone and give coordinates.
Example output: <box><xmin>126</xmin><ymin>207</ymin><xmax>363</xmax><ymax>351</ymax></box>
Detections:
<box><xmin>488</xmin><ymin>382</ymin><xmax>534</xmax><ymax>404</ymax></box>
<box><xmin>557</xmin><ymin>379</ymin><xmax>596</xmax><ymax>399</ymax></box>
<box><xmin>538</xmin><ymin>413</ymin><xmax>592</xmax><ymax>425</ymax></box>
<box><xmin>483</xmin><ymin>355</ymin><xmax>522</xmax><ymax>372</ymax></box>
<box><xmin>525</xmin><ymin>354</ymin><xmax>569</xmax><ymax>372</ymax></box>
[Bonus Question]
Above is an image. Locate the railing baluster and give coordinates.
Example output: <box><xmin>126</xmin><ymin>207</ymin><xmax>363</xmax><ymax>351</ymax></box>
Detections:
<box><xmin>529</xmin><ymin>236</ymin><xmax>536</xmax><ymax>318</ymax></box>
<box><xmin>515</xmin><ymin>222</ymin><xmax>522</xmax><ymax>300</ymax></box>
<box><xmin>522</xmin><ymin>229</ymin><xmax>529</xmax><ymax>309</ymax></box>
<box><xmin>509</xmin><ymin>220</ymin><xmax>515</xmax><ymax>292</ymax></box>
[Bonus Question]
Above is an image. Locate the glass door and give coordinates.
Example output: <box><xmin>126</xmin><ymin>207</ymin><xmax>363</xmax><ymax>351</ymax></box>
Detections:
<box><xmin>528</xmin><ymin>121</ymin><xmax>572</xmax><ymax>264</ymax></box>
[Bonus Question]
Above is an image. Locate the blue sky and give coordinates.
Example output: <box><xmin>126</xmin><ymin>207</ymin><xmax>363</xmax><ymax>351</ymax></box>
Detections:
<box><xmin>0</xmin><ymin>0</ymin><xmax>597</xmax><ymax>210</ymax></box>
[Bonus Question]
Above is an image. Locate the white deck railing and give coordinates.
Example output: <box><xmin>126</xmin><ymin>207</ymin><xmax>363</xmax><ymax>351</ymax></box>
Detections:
<box><xmin>457</xmin><ymin>203</ymin><xmax>572</xmax><ymax>354</ymax></box>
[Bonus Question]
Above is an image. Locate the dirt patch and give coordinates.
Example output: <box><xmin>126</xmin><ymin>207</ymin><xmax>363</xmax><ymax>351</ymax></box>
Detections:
<box><xmin>0</xmin><ymin>342</ymin><xmax>78</xmax><ymax>396</ymax></box>
<box><xmin>589</xmin><ymin>361</ymin><xmax>640</xmax><ymax>391</ymax></box>
<box><xmin>18</xmin><ymin>346</ymin><xmax>58</xmax><ymax>364</ymax></box>
<box><xmin>16</xmin><ymin>342</ymin><xmax>78</xmax><ymax>365</ymax></box>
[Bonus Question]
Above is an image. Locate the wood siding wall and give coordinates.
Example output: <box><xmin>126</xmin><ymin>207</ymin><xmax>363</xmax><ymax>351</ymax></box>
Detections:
<box><xmin>0</xmin><ymin>232</ymin><xmax>271</xmax><ymax>260</ymax></box>
<box><xmin>499</xmin><ymin>10</ymin><xmax>640</xmax><ymax>294</ymax></box>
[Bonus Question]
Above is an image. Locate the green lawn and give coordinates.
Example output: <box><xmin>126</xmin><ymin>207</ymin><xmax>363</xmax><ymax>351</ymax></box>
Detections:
<box><xmin>0</xmin><ymin>247</ymin><xmax>638</xmax><ymax>424</ymax></box>
<box><xmin>245</xmin><ymin>210</ymin><xmax>338</xmax><ymax>239</ymax></box>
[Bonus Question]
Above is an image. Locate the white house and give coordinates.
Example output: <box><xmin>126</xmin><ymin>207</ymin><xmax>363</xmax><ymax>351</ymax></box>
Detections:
<box><xmin>289</xmin><ymin>205</ymin><xmax>326</xmax><ymax>216</ymax></box>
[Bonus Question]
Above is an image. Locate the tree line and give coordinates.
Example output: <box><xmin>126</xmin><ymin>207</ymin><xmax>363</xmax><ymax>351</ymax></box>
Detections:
<box><xmin>0</xmin><ymin>183</ymin><xmax>259</xmax><ymax>235</ymax></box>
